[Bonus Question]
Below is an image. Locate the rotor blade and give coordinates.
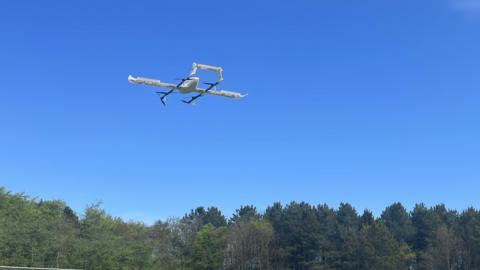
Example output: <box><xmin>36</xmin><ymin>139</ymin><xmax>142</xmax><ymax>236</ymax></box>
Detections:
<box><xmin>182</xmin><ymin>93</ymin><xmax>203</xmax><ymax>104</ymax></box>
<box><xmin>182</xmin><ymin>97</ymin><xmax>196</xmax><ymax>104</ymax></box>
<box><xmin>203</xmin><ymin>82</ymin><xmax>219</xmax><ymax>86</ymax></box>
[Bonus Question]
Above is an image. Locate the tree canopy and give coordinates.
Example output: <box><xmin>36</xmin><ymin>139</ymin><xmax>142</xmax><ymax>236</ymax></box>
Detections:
<box><xmin>1</xmin><ymin>187</ymin><xmax>480</xmax><ymax>270</ymax></box>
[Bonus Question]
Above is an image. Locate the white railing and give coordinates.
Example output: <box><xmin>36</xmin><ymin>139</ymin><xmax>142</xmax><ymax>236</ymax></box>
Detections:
<box><xmin>0</xmin><ymin>266</ymin><xmax>82</xmax><ymax>270</ymax></box>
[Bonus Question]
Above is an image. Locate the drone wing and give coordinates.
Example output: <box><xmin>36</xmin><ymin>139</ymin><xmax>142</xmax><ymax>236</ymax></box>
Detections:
<box><xmin>128</xmin><ymin>75</ymin><xmax>177</xmax><ymax>89</ymax></box>
<box><xmin>195</xmin><ymin>88</ymin><xmax>247</xmax><ymax>99</ymax></box>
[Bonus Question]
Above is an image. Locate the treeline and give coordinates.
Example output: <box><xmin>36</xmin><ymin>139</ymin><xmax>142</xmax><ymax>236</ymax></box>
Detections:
<box><xmin>1</xmin><ymin>187</ymin><xmax>480</xmax><ymax>270</ymax></box>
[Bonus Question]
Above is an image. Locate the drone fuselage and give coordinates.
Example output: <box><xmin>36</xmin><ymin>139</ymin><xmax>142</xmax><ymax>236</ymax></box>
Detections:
<box><xmin>177</xmin><ymin>77</ymin><xmax>200</xmax><ymax>93</ymax></box>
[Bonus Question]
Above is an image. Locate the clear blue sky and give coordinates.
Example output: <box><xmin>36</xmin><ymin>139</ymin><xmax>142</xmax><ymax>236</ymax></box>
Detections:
<box><xmin>1</xmin><ymin>0</ymin><xmax>479</xmax><ymax>224</ymax></box>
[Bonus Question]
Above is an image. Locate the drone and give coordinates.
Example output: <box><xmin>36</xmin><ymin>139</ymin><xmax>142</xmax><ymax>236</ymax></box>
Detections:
<box><xmin>128</xmin><ymin>63</ymin><xmax>246</xmax><ymax>105</ymax></box>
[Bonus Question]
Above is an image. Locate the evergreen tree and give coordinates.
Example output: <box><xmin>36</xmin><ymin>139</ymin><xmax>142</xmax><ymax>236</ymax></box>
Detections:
<box><xmin>360</xmin><ymin>210</ymin><xmax>374</xmax><ymax>226</ymax></box>
<box><xmin>314</xmin><ymin>204</ymin><xmax>337</xmax><ymax>269</ymax></box>
<box><xmin>330</xmin><ymin>203</ymin><xmax>361</xmax><ymax>270</ymax></box>
<box><xmin>411</xmin><ymin>204</ymin><xmax>441</xmax><ymax>252</ymax></box>
<box><xmin>380</xmin><ymin>202</ymin><xmax>414</xmax><ymax>244</ymax></box>
<box><xmin>359</xmin><ymin>222</ymin><xmax>415</xmax><ymax>270</ymax></box>
<box><xmin>230</xmin><ymin>205</ymin><xmax>261</xmax><ymax>224</ymax></box>
<box><xmin>204</xmin><ymin>207</ymin><xmax>227</xmax><ymax>228</ymax></box>
<box><xmin>282</xmin><ymin>202</ymin><xmax>322</xmax><ymax>270</ymax></box>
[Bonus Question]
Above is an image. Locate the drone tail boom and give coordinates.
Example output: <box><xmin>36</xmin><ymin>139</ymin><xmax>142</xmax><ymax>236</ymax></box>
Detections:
<box><xmin>189</xmin><ymin>63</ymin><xmax>224</xmax><ymax>82</ymax></box>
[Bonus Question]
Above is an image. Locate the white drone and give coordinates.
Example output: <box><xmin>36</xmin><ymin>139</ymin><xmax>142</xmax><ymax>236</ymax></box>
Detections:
<box><xmin>128</xmin><ymin>63</ymin><xmax>246</xmax><ymax>105</ymax></box>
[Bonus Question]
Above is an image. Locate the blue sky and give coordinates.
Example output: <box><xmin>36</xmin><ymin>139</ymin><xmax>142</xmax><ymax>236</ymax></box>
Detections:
<box><xmin>1</xmin><ymin>0</ymin><xmax>479</xmax><ymax>223</ymax></box>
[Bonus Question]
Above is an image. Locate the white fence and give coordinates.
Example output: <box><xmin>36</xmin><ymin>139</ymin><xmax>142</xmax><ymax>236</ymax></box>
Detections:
<box><xmin>0</xmin><ymin>266</ymin><xmax>82</xmax><ymax>270</ymax></box>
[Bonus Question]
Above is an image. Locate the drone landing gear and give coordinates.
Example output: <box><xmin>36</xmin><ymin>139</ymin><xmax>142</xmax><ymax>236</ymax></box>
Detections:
<box><xmin>182</xmin><ymin>82</ymin><xmax>220</xmax><ymax>105</ymax></box>
<box><xmin>156</xmin><ymin>91</ymin><xmax>174</xmax><ymax>106</ymax></box>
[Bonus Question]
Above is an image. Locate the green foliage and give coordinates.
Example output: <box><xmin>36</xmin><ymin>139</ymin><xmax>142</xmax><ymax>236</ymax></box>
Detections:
<box><xmin>191</xmin><ymin>224</ymin><xmax>228</xmax><ymax>270</ymax></box>
<box><xmin>380</xmin><ymin>202</ymin><xmax>414</xmax><ymax>244</ymax></box>
<box><xmin>358</xmin><ymin>222</ymin><xmax>415</xmax><ymax>270</ymax></box>
<box><xmin>360</xmin><ymin>210</ymin><xmax>374</xmax><ymax>226</ymax></box>
<box><xmin>230</xmin><ymin>205</ymin><xmax>261</xmax><ymax>224</ymax></box>
<box><xmin>204</xmin><ymin>207</ymin><xmax>227</xmax><ymax>228</ymax></box>
<box><xmin>225</xmin><ymin>219</ymin><xmax>273</xmax><ymax>270</ymax></box>
<box><xmin>419</xmin><ymin>225</ymin><xmax>464</xmax><ymax>270</ymax></box>
<box><xmin>2</xmin><ymin>187</ymin><xmax>480</xmax><ymax>270</ymax></box>
<box><xmin>411</xmin><ymin>203</ymin><xmax>442</xmax><ymax>252</ymax></box>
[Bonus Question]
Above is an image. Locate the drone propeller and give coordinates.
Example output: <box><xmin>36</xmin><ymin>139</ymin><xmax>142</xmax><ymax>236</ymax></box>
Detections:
<box><xmin>203</xmin><ymin>82</ymin><xmax>220</xmax><ymax>92</ymax></box>
<box><xmin>182</xmin><ymin>94</ymin><xmax>202</xmax><ymax>105</ymax></box>
<box><xmin>203</xmin><ymin>82</ymin><xmax>220</xmax><ymax>87</ymax></box>
<box><xmin>175</xmin><ymin>77</ymin><xmax>193</xmax><ymax>82</ymax></box>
